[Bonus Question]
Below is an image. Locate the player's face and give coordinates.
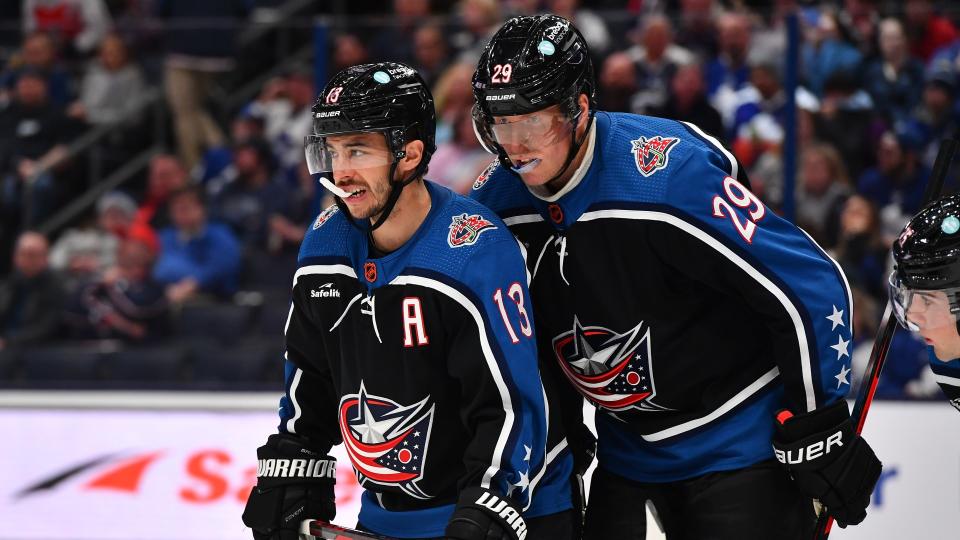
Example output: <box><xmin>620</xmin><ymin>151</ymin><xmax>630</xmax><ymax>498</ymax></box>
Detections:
<box><xmin>492</xmin><ymin>104</ymin><xmax>577</xmax><ymax>186</ymax></box>
<box><xmin>321</xmin><ymin>133</ymin><xmax>395</xmax><ymax>220</ymax></box>
<box><xmin>903</xmin><ymin>290</ymin><xmax>960</xmax><ymax>360</ymax></box>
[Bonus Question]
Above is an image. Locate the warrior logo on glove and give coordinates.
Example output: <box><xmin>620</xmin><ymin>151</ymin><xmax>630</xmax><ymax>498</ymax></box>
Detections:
<box><xmin>553</xmin><ymin>318</ymin><xmax>673</xmax><ymax>412</ymax></box>
<box><xmin>339</xmin><ymin>382</ymin><xmax>435</xmax><ymax>499</ymax></box>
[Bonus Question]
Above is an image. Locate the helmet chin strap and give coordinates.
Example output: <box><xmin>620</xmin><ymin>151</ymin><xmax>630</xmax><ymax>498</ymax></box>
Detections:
<box><xmin>329</xmin><ymin>161</ymin><xmax>422</xmax><ymax>234</ymax></box>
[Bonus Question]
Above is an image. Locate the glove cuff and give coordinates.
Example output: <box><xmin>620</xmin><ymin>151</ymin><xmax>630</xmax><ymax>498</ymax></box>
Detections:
<box><xmin>256</xmin><ymin>433</ymin><xmax>337</xmax><ymax>489</ymax></box>
<box><xmin>457</xmin><ymin>487</ymin><xmax>527</xmax><ymax>540</ymax></box>
<box><xmin>773</xmin><ymin>401</ymin><xmax>854</xmax><ymax>470</ymax></box>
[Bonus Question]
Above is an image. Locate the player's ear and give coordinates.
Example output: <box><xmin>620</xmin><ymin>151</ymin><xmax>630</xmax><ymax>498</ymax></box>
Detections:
<box><xmin>398</xmin><ymin>140</ymin><xmax>424</xmax><ymax>177</ymax></box>
<box><xmin>576</xmin><ymin>93</ymin><xmax>590</xmax><ymax>131</ymax></box>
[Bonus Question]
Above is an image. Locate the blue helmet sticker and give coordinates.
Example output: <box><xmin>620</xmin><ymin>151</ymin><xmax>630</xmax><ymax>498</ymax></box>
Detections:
<box><xmin>537</xmin><ymin>40</ymin><xmax>556</xmax><ymax>56</ymax></box>
<box><xmin>373</xmin><ymin>71</ymin><xmax>391</xmax><ymax>84</ymax></box>
<box><xmin>942</xmin><ymin>215</ymin><xmax>960</xmax><ymax>234</ymax></box>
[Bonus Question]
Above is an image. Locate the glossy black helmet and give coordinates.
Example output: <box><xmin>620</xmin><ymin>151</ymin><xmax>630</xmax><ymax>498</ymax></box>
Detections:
<box><xmin>892</xmin><ymin>193</ymin><xmax>960</xmax><ymax>290</ymax></box>
<box><xmin>308</xmin><ymin>62</ymin><xmax>436</xmax><ymax>230</ymax></box>
<box><xmin>472</xmin><ymin>14</ymin><xmax>595</xmax><ymax>120</ymax></box>
<box><xmin>310</xmin><ymin>62</ymin><xmax>436</xmax><ymax>176</ymax></box>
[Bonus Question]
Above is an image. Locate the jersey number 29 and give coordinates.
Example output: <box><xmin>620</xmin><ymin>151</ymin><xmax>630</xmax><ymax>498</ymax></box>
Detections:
<box><xmin>712</xmin><ymin>176</ymin><xmax>765</xmax><ymax>243</ymax></box>
<box><xmin>493</xmin><ymin>283</ymin><xmax>532</xmax><ymax>344</ymax></box>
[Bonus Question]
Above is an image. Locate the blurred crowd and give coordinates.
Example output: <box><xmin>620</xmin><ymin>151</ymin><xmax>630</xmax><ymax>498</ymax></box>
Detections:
<box><xmin>0</xmin><ymin>0</ymin><xmax>958</xmax><ymax>395</ymax></box>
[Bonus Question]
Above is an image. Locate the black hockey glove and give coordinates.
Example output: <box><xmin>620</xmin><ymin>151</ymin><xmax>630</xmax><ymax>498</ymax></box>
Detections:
<box><xmin>241</xmin><ymin>433</ymin><xmax>337</xmax><ymax>540</ymax></box>
<box><xmin>444</xmin><ymin>487</ymin><xmax>528</xmax><ymax>540</ymax></box>
<box><xmin>772</xmin><ymin>400</ymin><xmax>881</xmax><ymax>528</ymax></box>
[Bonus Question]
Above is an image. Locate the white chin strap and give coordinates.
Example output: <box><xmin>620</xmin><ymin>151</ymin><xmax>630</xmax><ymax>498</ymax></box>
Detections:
<box><xmin>318</xmin><ymin>176</ymin><xmax>353</xmax><ymax>199</ymax></box>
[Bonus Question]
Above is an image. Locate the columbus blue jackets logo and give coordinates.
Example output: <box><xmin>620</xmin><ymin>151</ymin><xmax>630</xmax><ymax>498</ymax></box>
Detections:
<box><xmin>552</xmin><ymin>318</ymin><xmax>672</xmax><ymax>412</ymax></box>
<box><xmin>339</xmin><ymin>383</ymin><xmax>435</xmax><ymax>499</ymax></box>
<box><xmin>313</xmin><ymin>205</ymin><xmax>339</xmax><ymax>230</ymax></box>
<box><xmin>473</xmin><ymin>161</ymin><xmax>498</xmax><ymax>190</ymax></box>
<box><xmin>630</xmin><ymin>135</ymin><xmax>679</xmax><ymax>177</ymax></box>
<box><xmin>448</xmin><ymin>213</ymin><xmax>497</xmax><ymax>248</ymax></box>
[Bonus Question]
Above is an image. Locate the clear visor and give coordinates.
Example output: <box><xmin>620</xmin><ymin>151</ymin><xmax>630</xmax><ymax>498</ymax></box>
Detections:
<box><xmin>888</xmin><ymin>272</ymin><xmax>960</xmax><ymax>331</ymax></box>
<box><xmin>472</xmin><ymin>104</ymin><xmax>574</xmax><ymax>157</ymax></box>
<box><xmin>304</xmin><ymin>132</ymin><xmax>396</xmax><ymax>176</ymax></box>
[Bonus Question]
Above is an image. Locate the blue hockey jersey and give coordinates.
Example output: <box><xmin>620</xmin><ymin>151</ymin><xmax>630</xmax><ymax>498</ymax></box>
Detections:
<box><xmin>471</xmin><ymin>111</ymin><xmax>854</xmax><ymax>482</ymax></box>
<box><xmin>276</xmin><ymin>181</ymin><xmax>572</xmax><ymax>538</ymax></box>
<box><xmin>929</xmin><ymin>351</ymin><xmax>960</xmax><ymax>412</ymax></box>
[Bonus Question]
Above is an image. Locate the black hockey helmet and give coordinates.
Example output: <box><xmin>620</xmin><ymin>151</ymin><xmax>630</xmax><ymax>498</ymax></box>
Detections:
<box><xmin>307</xmin><ymin>62</ymin><xmax>436</xmax><ymax>230</ymax></box>
<box><xmin>471</xmin><ymin>15</ymin><xmax>596</xmax><ymax>178</ymax></box>
<box><xmin>890</xmin><ymin>193</ymin><xmax>960</xmax><ymax>331</ymax></box>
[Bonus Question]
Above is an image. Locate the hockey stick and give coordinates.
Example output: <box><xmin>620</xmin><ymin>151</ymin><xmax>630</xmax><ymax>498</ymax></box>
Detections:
<box><xmin>812</xmin><ymin>128</ymin><xmax>960</xmax><ymax>540</ymax></box>
<box><xmin>299</xmin><ymin>519</ymin><xmax>397</xmax><ymax>540</ymax></box>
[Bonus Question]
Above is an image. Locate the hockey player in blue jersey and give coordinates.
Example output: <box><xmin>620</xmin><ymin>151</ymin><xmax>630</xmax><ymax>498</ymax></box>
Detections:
<box><xmin>890</xmin><ymin>193</ymin><xmax>960</xmax><ymax>412</ymax></box>
<box><xmin>469</xmin><ymin>15</ymin><xmax>882</xmax><ymax>539</ymax></box>
<box><xmin>241</xmin><ymin>62</ymin><xmax>577</xmax><ymax>540</ymax></box>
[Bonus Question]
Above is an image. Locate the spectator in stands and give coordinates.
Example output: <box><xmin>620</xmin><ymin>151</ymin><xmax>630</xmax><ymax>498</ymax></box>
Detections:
<box><xmin>705</xmin><ymin>11</ymin><xmax>752</xmax><ymax>127</ymax></box>
<box><xmin>332</xmin><ymin>32</ymin><xmax>370</xmax><ymax>73</ymax></box>
<box><xmin>211</xmin><ymin>138</ymin><xmax>292</xmax><ymax>251</ymax></box>
<box><xmin>909</xmin><ymin>67</ymin><xmax>960</xmax><ymax>171</ymax></box>
<box><xmin>650</xmin><ymin>61</ymin><xmax>724</xmax><ymax>143</ymax></box>
<box><xmin>673</xmin><ymin>0</ymin><xmax>720</xmax><ymax>59</ymax></box>
<box><xmin>68</xmin><ymin>33</ymin><xmax>145</xmax><ymax>126</ymax></box>
<box><xmin>863</xmin><ymin>17</ymin><xmax>925</xmax><ymax>125</ymax></box>
<box><xmin>0</xmin><ymin>69</ymin><xmax>81</xmax><ymax>227</ymax></box>
<box><xmin>63</xmin><ymin>234</ymin><xmax>169</xmax><ymax>342</ymax></box>
<box><xmin>623</xmin><ymin>14</ymin><xmax>694</xmax><ymax>114</ymax></box>
<box><xmin>198</xmin><ymin>111</ymin><xmax>266</xmax><ymax>189</ymax></box>
<box><xmin>157</xmin><ymin>0</ymin><xmax>249</xmax><ymax>170</ymax></box>
<box><xmin>267</xmin><ymin>161</ymin><xmax>318</xmax><ymax>253</ymax></box>
<box><xmin>153</xmin><ymin>185</ymin><xmax>241</xmax><ymax>303</ymax></box>
<box><xmin>0</xmin><ymin>231</ymin><xmax>63</xmax><ymax>350</ymax></box>
<box><xmin>0</xmin><ymin>31</ymin><xmax>71</xmax><ymax>106</ymax></box>
<box><xmin>857</xmin><ymin>129</ymin><xmax>930</xmax><ymax>244</ymax></box>
<box><xmin>429</xmin><ymin>109</ymin><xmax>492</xmax><ymax>194</ymax></box>
<box><xmin>431</xmin><ymin>61</ymin><xmax>476</xmax><ymax>145</ymax></box>
<box><xmin>837</xmin><ymin>0</ymin><xmax>880</xmax><ymax>58</ymax></box>
<box><xmin>801</xmin><ymin>9</ymin><xmax>863</xmax><ymax>97</ymax></box>
<box><xmin>22</xmin><ymin>0</ymin><xmax>111</xmax><ymax>57</ymax></box>
<box><xmin>546</xmin><ymin>0</ymin><xmax>611</xmax><ymax>56</ymax></box>
<box><xmin>412</xmin><ymin>23</ymin><xmax>451</xmax><ymax>89</ymax></box>
<box><xmin>134</xmin><ymin>153</ymin><xmax>188</xmax><ymax>231</ymax></box>
<box><xmin>598</xmin><ymin>51</ymin><xmax>638</xmax><ymax>112</ymax></box>
<box><xmin>795</xmin><ymin>143</ymin><xmax>852</xmax><ymax>249</ymax></box>
<box><xmin>813</xmin><ymin>72</ymin><xmax>876</xmax><ymax>181</ymax></box>
<box><xmin>729</xmin><ymin>60</ymin><xmax>787</xmax><ymax>165</ymax></box>
<box><xmin>370</xmin><ymin>0</ymin><xmax>430</xmax><ymax>65</ymax></box>
<box><xmin>904</xmin><ymin>0</ymin><xmax>957</xmax><ymax>63</ymax></box>
<box><xmin>833</xmin><ymin>194</ymin><xmax>887</xmax><ymax>301</ymax></box>
<box><xmin>268</xmin><ymin>68</ymin><xmax>314</xmax><ymax>177</ymax></box>
<box><xmin>449</xmin><ymin>0</ymin><xmax>501</xmax><ymax>57</ymax></box>
<box><xmin>49</xmin><ymin>190</ymin><xmax>156</xmax><ymax>291</ymax></box>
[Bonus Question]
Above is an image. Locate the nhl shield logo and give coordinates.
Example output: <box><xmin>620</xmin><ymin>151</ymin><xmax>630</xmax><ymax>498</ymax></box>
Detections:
<box><xmin>631</xmin><ymin>136</ymin><xmax>679</xmax><ymax>177</ymax></box>
<box><xmin>448</xmin><ymin>213</ymin><xmax>497</xmax><ymax>248</ymax></box>
<box><xmin>339</xmin><ymin>382</ymin><xmax>435</xmax><ymax>499</ymax></box>
<box><xmin>552</xmin><ymin>318</ymin><xmax>673</xmax><ymax>412</ymax></box>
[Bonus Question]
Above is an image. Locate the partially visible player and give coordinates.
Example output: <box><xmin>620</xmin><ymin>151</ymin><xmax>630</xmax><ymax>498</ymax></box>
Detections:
<box><xmin>469</xmin><ymin>14</ymin><xmax>882</xmax><ymax>539</ymax></box>
<box><xmin>241</xmin><ymin>62</ymin><xmax>576</xmax><ymax>540</ymax></box>
<box><xmin>890</xmin><ymin>193</ymin><xmax>960</xmax><ymax>411</ymax></box>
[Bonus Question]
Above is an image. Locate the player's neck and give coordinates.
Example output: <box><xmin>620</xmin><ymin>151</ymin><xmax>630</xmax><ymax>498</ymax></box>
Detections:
<box><xmin>540</xmin><ymin>121</ymin><xmax>593</xmax><ymax>196</ymax></box>
<box><xmin>369</xmin><ymin>180</ymin><xmax>431</xmax><ymax>254</ymax></box>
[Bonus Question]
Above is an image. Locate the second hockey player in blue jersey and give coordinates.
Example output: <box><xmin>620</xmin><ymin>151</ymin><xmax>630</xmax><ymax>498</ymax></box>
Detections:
<box><xmin>469</xmin><ymin>15</ymin><xmax>882</xmax><ymax>539</ymax></box>
<box><xmin>241</xmin><ymin>62</ymin><xmax>577</xmax><ymax>540</ymax></box>
<box><xmin>890</xmin><ymin>193</ymin><xmax>960</xmax><ymax>412</ymax></box>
